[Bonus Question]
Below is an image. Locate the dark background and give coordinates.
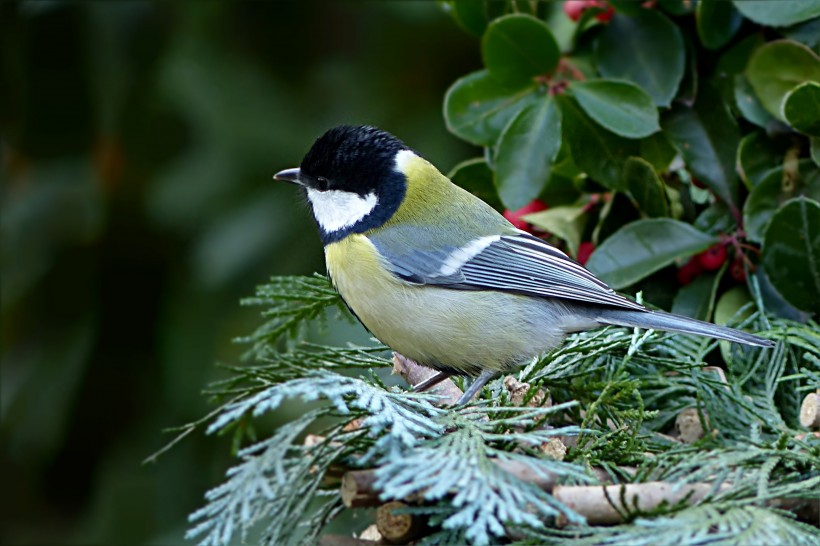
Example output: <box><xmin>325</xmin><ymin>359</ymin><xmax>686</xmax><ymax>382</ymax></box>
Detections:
<box><xmin>0</xmin><ymin>2</ymin><xmax>478</xmax><ymax>543</ymax></box>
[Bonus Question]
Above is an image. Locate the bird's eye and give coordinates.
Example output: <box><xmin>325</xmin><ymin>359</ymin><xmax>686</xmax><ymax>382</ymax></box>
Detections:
<box><xmin>315</xmin><ymin>176</ymin><xmax>330</xmax><ymax>192</ymax></box>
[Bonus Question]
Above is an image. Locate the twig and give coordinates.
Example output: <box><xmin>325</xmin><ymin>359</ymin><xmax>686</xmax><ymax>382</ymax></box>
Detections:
<box><xmin>318</xmin><ymin>535</ymin><xmax>382</xmax><ymax>546</ymax></box>
<box><xmin>376</xmin><ymin>501</ymin><xmax>426</xmax><ymax>544</ymax></box>
<box><xmin>554</xmin><ymin>482</ymin><xmax>720</xmax><ymax>526</ymax></box>
<box><xmin>340</xmin><ymin>464</ymin><xmax>632</xmax><ymax>508</ymax></box>
<box><xmin>800</xmin><ymin>391</ymin><xmax>820</xmax><ymax>429</ymax></box>
<box><xmin>391</xmin><ymin>353</ymin><xmax>463</xmax><ymax>406</ymax></box>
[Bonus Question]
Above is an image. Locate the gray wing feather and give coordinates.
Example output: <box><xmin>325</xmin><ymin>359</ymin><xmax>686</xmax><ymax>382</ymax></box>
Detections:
<box><xmin>369</xmin><ymin>229</ymin><xmax>644</xmax><ymax>311</ymax></box>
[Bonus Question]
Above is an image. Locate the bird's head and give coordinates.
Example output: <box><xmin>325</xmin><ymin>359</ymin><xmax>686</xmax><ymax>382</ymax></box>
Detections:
<box><xmin>275</xmin><ymin>125</ymin><xmax>411</xmax><ymax>243</ymax></box>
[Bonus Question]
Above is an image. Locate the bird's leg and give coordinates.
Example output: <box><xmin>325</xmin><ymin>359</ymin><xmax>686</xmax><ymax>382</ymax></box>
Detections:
<box><xmin>413</xmin><ymin>370</ymin><xmax>454</xmax><ymax>393</ymax></box>
<box><xmin>456</xmin><ymin>369</ymin><xmax>498</xmax><ymax>406</ymax></box>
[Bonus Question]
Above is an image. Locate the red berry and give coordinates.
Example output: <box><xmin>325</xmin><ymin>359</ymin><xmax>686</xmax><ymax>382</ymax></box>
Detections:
<box><xmin>503</xmin><ymin>199</ymin><xmax>549</xmax><ymax>233</ymax></box>
<box><xmin>697</xmin><ymin>244</ymin><xmax>728</xmax><ymax>271</ymax></box>
<box><xmin>591</xmin><ymin>1</ymin><xmax>615</xmax><ymax>22</ymax></box>
<box><xmin>577</xmin><ymin>241</ymin><xmax>595</xmax><ymax>266</ymax></box>
<box><xmin>677</xmin><ymin>256</ymin><xmax>703</xmax><ymax>286</ymax></box>
<box><xmin>563</xmin><ymin>0</ymin><xmax>588</xmax><ymax>21</ymax></box>
<box><xmin>730</xmin><ymin>258</ymin><xmax>747</xmax><ymax>283</ymax></box>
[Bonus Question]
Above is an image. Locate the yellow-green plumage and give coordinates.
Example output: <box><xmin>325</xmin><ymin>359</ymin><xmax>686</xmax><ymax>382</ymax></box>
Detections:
<box><xmin>325</xmin><ymin>153</ymin><xmax>596</xmax><ymax>375</ymax></box>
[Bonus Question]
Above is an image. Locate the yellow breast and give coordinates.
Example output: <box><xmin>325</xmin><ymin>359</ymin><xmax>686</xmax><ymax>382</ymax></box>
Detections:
<box><xmin>324</xmin><ymin>235</ymin><xmax>567</xmax><ymax>375</ymax></box>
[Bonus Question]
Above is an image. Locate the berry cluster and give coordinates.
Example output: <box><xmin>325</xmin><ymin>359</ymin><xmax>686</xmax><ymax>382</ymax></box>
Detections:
<box><xmin>677</xmin><ymin>241</ymin><xmax>750</xmax><ymax>286</ymax></box>
<box><xmin>563</xmin><ymin>0</ymin><xmax>614</xmax><ymax>23</ymax></box>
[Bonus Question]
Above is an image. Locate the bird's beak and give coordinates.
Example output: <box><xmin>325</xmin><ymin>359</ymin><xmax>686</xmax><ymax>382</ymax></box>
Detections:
<box><xmin>273</xmin><ymin>167</ymin><xmax>302</xmax><ymax>185</ymax></box>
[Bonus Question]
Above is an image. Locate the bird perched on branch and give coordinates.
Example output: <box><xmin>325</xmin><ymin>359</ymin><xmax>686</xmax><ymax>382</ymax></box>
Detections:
<box><xmin>275</xmin><ymin>125</ymin><xmax>773</xmax><ymax>405</ymax></box>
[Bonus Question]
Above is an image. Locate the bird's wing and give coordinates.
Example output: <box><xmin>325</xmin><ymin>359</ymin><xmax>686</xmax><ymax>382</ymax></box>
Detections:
<box><xmin>368</xmin><ymin>229</ymin><xmax>646</xmax><ymax>311</ymax></box>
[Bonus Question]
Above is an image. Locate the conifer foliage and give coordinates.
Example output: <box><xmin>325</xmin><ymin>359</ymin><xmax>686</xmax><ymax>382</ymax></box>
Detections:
<box><xmin>183</xmin><ymin>2</ymin><xmax>820</xmax><ymax>544</ymax></box>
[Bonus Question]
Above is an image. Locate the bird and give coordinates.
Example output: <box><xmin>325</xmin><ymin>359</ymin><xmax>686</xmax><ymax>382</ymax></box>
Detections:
<box><xmin>274</xmin><ymin>125</ymin><xmax>774</xmax><ymax>405</ymax></box>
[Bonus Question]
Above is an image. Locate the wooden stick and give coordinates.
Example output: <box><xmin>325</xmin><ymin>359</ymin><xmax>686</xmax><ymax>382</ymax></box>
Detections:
<box><xmin>376</xmin><ymin>501</ymin><xmax>426</xmax><ymax>544</ymax></box>
<box><xmin>800</xmin><ymin>391</ymin><xmax>820</xmax><ymax>429</ymax></box>
<box><xmin>392</xmin><ymin>353</ymin><xmax>463</xmax><ymax>406</ymax></box>
<box><xmin>340</xmin><ymin>463</ymin><xmax>633</xmax><ymax>508</ymax></box>
<box><xmin>318</xmin><ymin>535</ymin><xmax>381</xmax><ymax>546</ymax></box>
<box><xmin>553</xmin><ymin>482</ymin><xmax>720</xmax><ymax>526</ymax></box>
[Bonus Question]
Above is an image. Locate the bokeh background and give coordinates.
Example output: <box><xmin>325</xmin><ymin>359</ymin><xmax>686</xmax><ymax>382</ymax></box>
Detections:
<box><xmin>0</xmin><ymin>2</ymin><xmax>479</xmax><ymax>543</ymax></box>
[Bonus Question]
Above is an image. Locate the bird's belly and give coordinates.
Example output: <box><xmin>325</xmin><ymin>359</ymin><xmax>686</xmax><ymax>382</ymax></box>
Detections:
<box><xmin>325</xmin><ymin>236</ymin><xmax>585</xmax><ymax>375</ymax></box>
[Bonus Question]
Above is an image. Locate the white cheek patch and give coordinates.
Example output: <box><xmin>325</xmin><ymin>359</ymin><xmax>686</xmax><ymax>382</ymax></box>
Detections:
<box><xmin>306</xmin><ymin>188</ymin><xmax>379</xmax><ymax>233</ymax></box>
<box><xmin>438</xmin><ymin>235</ymin><xmax>500</xmax><ymax>276</ymax></box>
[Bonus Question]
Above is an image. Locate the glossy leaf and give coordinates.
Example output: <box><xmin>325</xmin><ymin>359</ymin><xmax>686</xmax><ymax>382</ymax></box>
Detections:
<box><xmin>586</xmin><ymin>219</ymin><xmax>717</xmax><ymax>289</ymax></box>
<box><xmin>746</xmin><ymin>40</ymin><xmax>820</xmax><ymax>121</ymax></box>
<box><xmin>448</xmin><ymin>158</ymin><xmax>503</xmax><ymax>211</ymax></box>
<box><xmin>557</xmin><ymin>95</ymin><xmax>638</xmax><ymax>191</ymax></box>
<box><xmin>523</xmin><ymin>205</ymin><xmax>587</xmax><ymax>256</ymax></box>
<box><xmin>482</xmin><ymin>14</ymin><xmax>560</xmax><ymax>87</ymax></box>
<box><xmin>782</xmin><ymin>81</ymin><xmax>820</xmax><ymax>136</ymax></box>
<box><xmin>762</xmin><ymin>197</ymin><xmax>820</xmax><ymax>312</ymax></box>
<box><xmin>714</xmin><ymin>285</ymin><xmax>755</xmax><ymax>362</ymax></box>
<box><xmin>569</xmin><ymin>79</ymin><xmax>660</xmax><ymax>139</ymax></box>
<box><xmin>662</xmin><ymin>82</ymin><xmax>740</xmax><ymax>208</ymax></box>
<box><xmin>733</xmin><ymin>0</ymin><xmax>820</xmax><ymax>27</ymax></box>
<box><xmin>736</xmin><ymin>131</ymin><xmax>793</xmax><ymax>189</ymax></box>
<box><xmin>733</xmin><ymin>75</ymin><xmax>775</xmax><ymax>129</ymax></box>
<box><xmin>781</xmin><ymin>17</ymin><xmax>820</xmax><ymax>49</ymax></box>
<box><xmin>697</xmin><ymin>0</ymin><xmax>742</xmax><ymax>50</ymax></box>
<box><xmin>639</xmin><ymin>132</ymin><xmax>677</xmax><ymax>172</ymax></box>
<box><xmin>694</xmin><ymin>201</ymin><xmax>736</xmax><ymax>235</ymax></box>
<box><xmin>623</xmin><ymin>157</ymin><xmax>668</xmax><ymax>218</ymax></box>
<box><xmin>595</xmin><ymin>10</ymin><xmax>685</xmax><ymax>107</ymax></box>
<box><xmin>812</xmin><ymin>137</ymin><xmax>820</xmax><ymax>167</ymax></box>
<box><xmin>494</xmin><ymin>98</ymin><xmax>561</xmax><ymax>210</ymax></box>
<box><xmin>450</xmin><ymin>0</ymin><xmax>488</xmax><ymax>37</ymax></box>
<box><xmin>444</xmin><ymin>69</ymin><xmax>540</xmax><ymax>146</ymax></box>
<box><xmin>743</xmin><ymin>159</ymin><xmax>820</xmax><ymax>242</ymax></box>
<box><xmin>672</xmin><ymin>270</ymin><xmax>721</xmax><ymax>321</ymax></box>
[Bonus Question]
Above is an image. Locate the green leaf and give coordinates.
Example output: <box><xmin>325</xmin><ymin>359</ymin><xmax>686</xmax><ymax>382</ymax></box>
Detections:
<box><xmin>782</xmin><ymin>81</ymin><xmax>820</xmax><ymax>136</ymax></box>
<box><xmin>639</xmin><ymin>132</ymin><xmax>678</xmax><ymax>172</ymax></box>
<box><xmin>812</xmin><ymin>137</ymin><xmax>820</xmax><ymax>167</ymax></box>
<box><xmin>481</xmin><ymin>14</ymin><xmax>560</xmax><ymax>87</ymax></box>
<box><xmin>586</xmin><ymin>219</ymin><xmax>718</xmax><ymax>289</ymax></box>
<box><xmin>733</xmin><ymin>0</ymin><xmax>820</xmax><ymax>27</ymax></box>
<box><xmin>569</xmin><ymin>79</ymin><xmax>660</xmax><ymax>139</ymax></box>
<box><xmin>733</xmin><ymin>75</ymin><xmax>775</xmax><ymax>129</ymax></box>
<box><xmin>448</xmin><ymin>158</ymin><xmax>503</xmax><ymax>211</ymax></box>
<box><xmin>657</xmin><ymin>0</ymin><xmax>695</xmax><ymax>16</ymax></box>
<box><xmin>743</xmin><ymin>159</ymin><xmax>820</xmax><ymax>242</ymax></box>
<box><xmin>694</xmin><ymin>201</ymin><xmax>736</xmax><ymax>235</ymax></box>
<box><xmin>494</xmin><ymin>97</ymin><xmax>561</xmax><ymax>210</ymax></box>
<box><xmin>556</xmin><ymin>95</ymin><xmax>638</xmax><ymax>191</ymax></box>
<box><xmin>780</xmin><ymin>17</ymin><xmax>820</xmax><ymax>48</ymax></box>
<box><xmin>736</xmin><ymin>131</ymin><xmax>793</xmax><ymax>189</ymax></box>
<box><xmin>523</xmin><ymin>205</ymin><xmax>588</xmax><ymax>256</ymax></box>
<box><xmin>672</xmin><ymin>270</ymin><xmax>722</xmax><ymax>321</ymax></box>
<box><xmin>676</xmin><ymin>32</ymin><xmax>699</xmax><ymax>107</ymax></box>
<box><xmin>662</xmin><ymin>82</ymin><xmax>740</xmax><ymax>208</ymax></box>
<box><xmin>697</xmin><ymin>0</ymin><xmax>742</xmax><ymax>50</ymax></box>
<box><xmin>623</xmin><ymin>157</ymin><xmax>669</xmax><ymax>218</ymax></box>
<box><xmin>762</xmin><ymin>197</ymin><xmax>820</xmax><ymax>312</ymax></box>
<box><xmin>746</xmin><ymin>39</ymin><xmax>820</xmax><ymax>121</ymax></box>
<box><xmin>449</xmin><ymin>0</ymin><xmax>488</xmax><ymax>37</ymax></box>
<box><xmin>594</xmin><ymin>11</ymin><xmax>685</xmax><ymax>107</ymax></box>
<box><xmin>714</xmin><ymin>285</ymin><xmax>753</xmax><ymax>332</ymax></box>
<box><xmin>444</xmin><ymin>69</ymin><xmax>541</xmax><ymax>146</ymax></box>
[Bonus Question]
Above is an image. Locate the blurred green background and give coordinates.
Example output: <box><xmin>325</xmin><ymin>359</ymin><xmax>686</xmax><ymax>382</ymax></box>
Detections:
<box><xmin>0</xmin><ymin>2</ymin><xmax>478</xmax><ymax>543</ymax></box>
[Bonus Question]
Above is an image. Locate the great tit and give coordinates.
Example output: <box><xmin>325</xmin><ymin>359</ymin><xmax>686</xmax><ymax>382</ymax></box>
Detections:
<box><xmin>275</xmin><ymin>125</ymin><xmax>773</xmax><ymax>405</ymax></box>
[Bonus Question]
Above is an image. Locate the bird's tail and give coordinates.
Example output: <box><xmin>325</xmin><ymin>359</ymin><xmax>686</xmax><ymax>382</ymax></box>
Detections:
<box><xmin>596</xmin><ymin>308</ymin><xmax>774</xmax><ymax>348</ymax></box>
